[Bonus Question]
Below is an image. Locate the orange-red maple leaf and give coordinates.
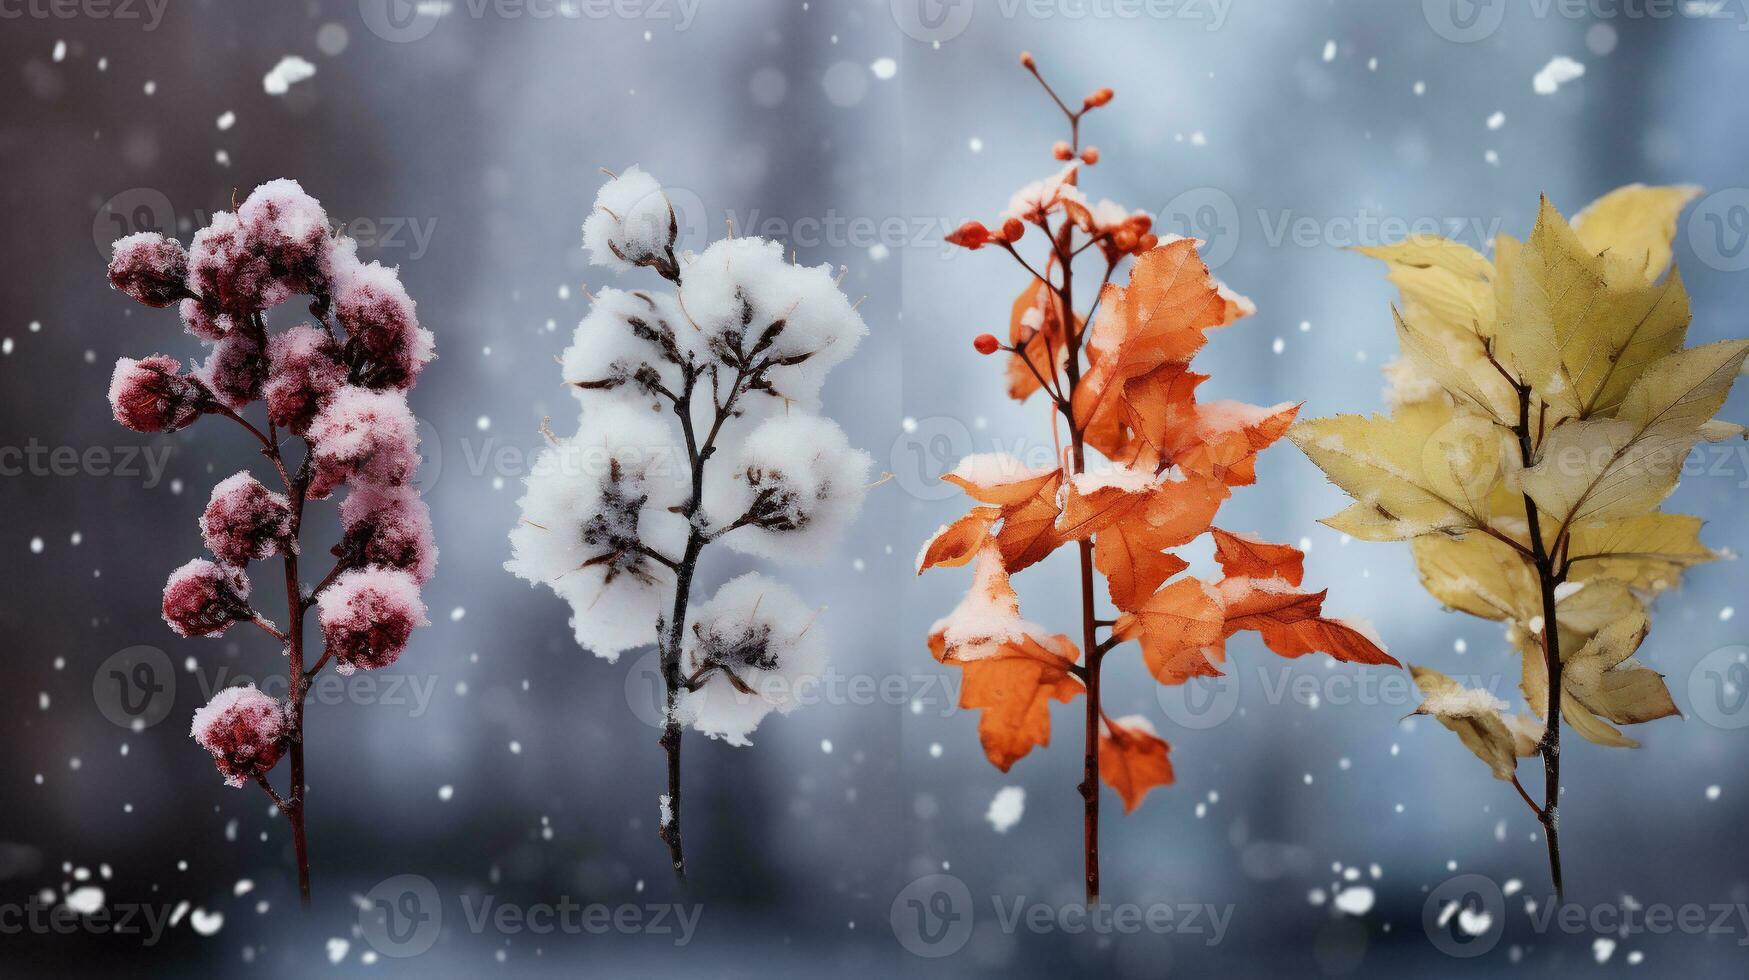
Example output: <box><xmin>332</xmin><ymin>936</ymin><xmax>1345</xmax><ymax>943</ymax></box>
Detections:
<box><xmin>1210</xmin><ymin>528</ymin><xmax>1305</xmax><ymax>586</ymax></box>
<box><xmin>1113</xmin><ymin>576</ymin><xmax>1225</xmax><ymax>684</ymax></box>
<box><xmin>1098</xmin><ymin>716</ymin><xmax>1174</xmax><ymax>813</ymax></box>
<box><xmin>918</xmin><ymin>507</ymin><xmax>1003</xmax><ymax>574</ymax></box>
<box><xmin>961</xmin><ymin>636</ymin><xmax>1084</xmax><ymax>771</ymax></box>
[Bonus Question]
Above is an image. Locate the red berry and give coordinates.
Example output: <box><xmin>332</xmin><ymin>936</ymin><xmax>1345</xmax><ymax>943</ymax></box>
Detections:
<box><xmin>973</xmin><ymin>334</ymin><xmax>1001</xmax><ymax>356</ymax></box>
<box><xmin>1052</xmin><ymin>141</ymin><xmax>1073</xmax><ymax>161</ymax></box>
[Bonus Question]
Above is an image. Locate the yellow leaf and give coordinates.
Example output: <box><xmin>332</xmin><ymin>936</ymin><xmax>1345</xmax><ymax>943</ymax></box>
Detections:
<box><xmin>1410</xmin><ymin>665</ymin><xmax>1521</xmax><ymax>781</ymax></box>
<box><xmin>1390</xmin><ymin>307</ymin><xmax>1517</xmax><ymax>423</ymax></box>
<box><xmin>1498</xmin><ymin>197</ymin><xmax>1692</xmax><ymax>423</ymax></box>
<box><xmin>1410</xmin><ymin>533</ymin><xmax>1538</xmax><ymax>622</ymax></box>
<box><xmin>1354</xmin><ymin>236</ymin><xmax>1495</xmax><ymax>339</ymax></box>
<box><xmin>1565</xmin><ymin>513</ymin><xmax>1717</xmax><ymax>592</ymax></box>
<box><xmin>1572</xmin><ymin>183</ymin><xmax>1701</xmax><ymax>283</ymax></box>
<box><xmin>917</xmin><ymin>507</ymin><xmax>1002</xmax><ymax>574</ymax></box>
<box><xmin>1523</xmin><ymin>339</ymin><xmax>1749</xmax><ymax>526</ymax></box>
<box><xmin>1290</xmin><ymin>403</ymin><xmax>1498</xmax><ymax>540</ymax></box>
<box><xmin>1563</xmin><ymin>610</ymin><xmax>1679</xmax><ymax>727</ymax></box>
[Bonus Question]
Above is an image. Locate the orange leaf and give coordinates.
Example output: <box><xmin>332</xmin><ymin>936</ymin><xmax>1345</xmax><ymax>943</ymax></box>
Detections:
<box><xmin>1094</xmin><ymin>522</ymin><xmax>1190</xmax><ymax>612</ymax></box>
<box><xmin>1114</xmin><ymin>577</ymin><xmax>1225</xmax><ymax>684</ymax></box>
<box><xmin>1172</xmin><ymin>400</ymin><xmax>1301</xmax><ymax>487</ymax></box>
<box><xmin>942</xmin><ymin>455</ymin><xmax>1060</xmax><ymax>507</ymax></box>
<box><xmin>1216</xmin><ymin>577</ymin><xmax>1399</xmax><ymax>669</ymax></box>
<box><xmin>1121</xmin><ymin>362</ymin><xmax>1206</xmax><ymax>464</ymax></box>
<box><xmin>1005</xmin><ymin>280</ymin><xmax>1078</xmax><ymax>402</ymax></box>
<box><xmin>1256</xmin><ymin>617</ymin><xmax>1398</xmax><ymax>668</ymax></box>
<box><xmin>1085</xmin><ymin>475</ymin><xmax>1227</xmax><ymax>611</ymax></box>
<box><xmin>1210</xmin><ymin>529</ymin><xmax>1305</xmax><ymax>587</ymax></box>
<box><xmin>918</xmin><ymin>507</ymin><xmax>1002</xmax><ymax>574</ymax></box>
<box><xmin>1099</xmin><ymin>717</ymin><xmax>1174</xmax><ymax>813</ymax></box>
<box><xmin>959</xmin><ymin>635</ymin><xmax>1084</xmax><ymax>771</ymax></box>
<box><xmin>995</xmin><ymin>470</ymin><xmax>1066</xmax><ymax>573</ymax></box>
<box><xmin>928</xmin><ymin>544</ymin><xmax>1032</xmax><ymax>663</ymax></box>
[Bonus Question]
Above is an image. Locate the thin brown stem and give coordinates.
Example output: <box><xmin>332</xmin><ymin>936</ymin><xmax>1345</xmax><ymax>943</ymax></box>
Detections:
<box><xmin>1512</xmin><ymin>382</ymin><xmax>1565</xmax><ymax>903</ymax></box>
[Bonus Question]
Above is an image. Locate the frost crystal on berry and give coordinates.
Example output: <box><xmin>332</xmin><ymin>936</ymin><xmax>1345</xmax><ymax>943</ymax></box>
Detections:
<box><xmin>197</xmin><ymin>329</ymin><xmax>267</xmax><ymax>410</ymax></box>
<box><xmin>108</xmin><ymin>232</ymin><xmax>189</xmax><ymax>308</ymax></box>
<box><xmin>338</xmin><ymin>483</ymin><xmax>438</xmax><ymax>584</ymax></box>
<box><xmin>201</xmin><ymin>472</ymin><xmax>293</xmax><ymax>566</ymax></box>
<box><xmin>262</xmin><ymin>324</ymin><xmax>347</xmax><ymax>433</ymax></box>
<box><xmin>190</xmin><ymin>685</ymin><xmax>288</xmax><ymax>788</ymax></box>
<box><xmin>236</xmin><ymin>178</ymin><xmax>335</xmax><ymax>299</ymax></box>
<box><xmin>162</xmin><ymin>558</ymin><xmax>252</xmax><ymax>638</ymax></box>
<box><xmin>108</xmin><ymin>354</ymin><xmax>204</xmax><ymax>432</ymax></box>
<box><xmin>332</xmin><ymin>259</ymin><xmax>433</xmax><ymax>390</ymax></box>
<box><xmin>316</xmin><ymin>567</ymin><xmax>429</xmax><ymax>674</ymax></box>
<box><xmin>305</xmin><ymin>386</ymin><xmax>420</xmax><ymax>498</ymax></box>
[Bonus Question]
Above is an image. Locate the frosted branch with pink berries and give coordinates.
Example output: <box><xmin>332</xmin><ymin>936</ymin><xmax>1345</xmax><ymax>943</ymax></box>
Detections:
<box><xmin>506</xmin><ymin>167</ymin><xmax>872</xmax><ymax>877</ymax></box>
<box><xmin>106</xmin><ymin>180</ymin><xmax>437</xmax><ymax>907</ymax></box>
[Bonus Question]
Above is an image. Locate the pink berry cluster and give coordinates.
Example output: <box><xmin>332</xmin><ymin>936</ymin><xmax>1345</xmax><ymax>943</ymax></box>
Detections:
<box><xmin>106</xmin><ymin>179</ymin><xmax>435</xmax><ymax>789</ymax></box>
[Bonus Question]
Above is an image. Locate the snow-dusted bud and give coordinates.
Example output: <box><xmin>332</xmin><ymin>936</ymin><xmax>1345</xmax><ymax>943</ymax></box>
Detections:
<box><xmin>236</xmin><ymin>178</ymin><xmax>334</xmax><ymax>299</ymax></box>
<box><xmin>162</xmin><ymin>558</ymin><xmax>252</xmax><ymax>638</ymax></box>
<box><xmin>263</xmin><ymin>324</ymin><xmax>347</xmax><ymax>433</ymax></box>
<box><xmin>333</xmin><ymin>260</ymin><xmax>434</xmax><ymax>390</ymax></box>
<box><xmin>305</xmin><ymin>387</ymin><xmax>420</xmax><ymax>498</ymax></box>
<box><xmin>505</xmin><ymin>403</ymin><xmax>687</xmax><ymax>661</ymax></box>
<box><xmin>108</xmin><ymin>354</ymin><xmax>205</xmax><ymax>432</ymax></box>
<box><xmin>677</xmin><ymin>573</ymin><xmax>828</xmax><ymax>746</ymax></box>
<box><xmin>178</xmin><ymin>297</ymin><xmax>234</xmax><ymax>341</ymax></box>
<box><xmin>582</xmin><ymin>165</ymin><xmax>677</xmax><ymax>276</ymax></box>
<box><xmin>674</xmin><ymin>238</ymin><xmax>867</xmax><ymax>410</ymax></box>
<box><xmin>707</xmin><ymin>414</ymin><xmax>871</xmax><ymax>562</ymax></box>
<box><xmin>562</xmin><ymin>287</ymin><xmax>689</xmax><ymax>410</ymax></box>
<box><xmin>190</xmin><ymin>685</ymin><xmax>288</xmax><ymax>788</ymax></box>
<box><xmin>338</xmin><ymin>483</ymin><xmax>437</xmax><ymax>584</ymax></box>
<box><xmin>316</xmin><ymin>567</ymin><xmax>428</xmax><ymax>674</ymax></box>
<box><xmin>187</xmin><ymin>210</ymin><xmax>285</xmax><ymax>316</ymax></box>
<box><xmin>201</xmin><ymin>472</ymin><xmax>293</xmax><ymax>566</ymax></box>
<box><xmin>196</xmin><ymin>329</ymin><xmax>266</xmax><ymax>410</ymax></box>
<box><xmin>108</xmin><ymin>232</ymin><xmax>189</xmax><ymax>307</ymax></box>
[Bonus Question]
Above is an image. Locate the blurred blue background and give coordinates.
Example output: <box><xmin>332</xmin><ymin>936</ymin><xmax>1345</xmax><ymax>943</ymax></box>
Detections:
<box><xmin>2</xmin><ymin>0</ymin><xmax>1747</xmax><ymax>976</ymax></box>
